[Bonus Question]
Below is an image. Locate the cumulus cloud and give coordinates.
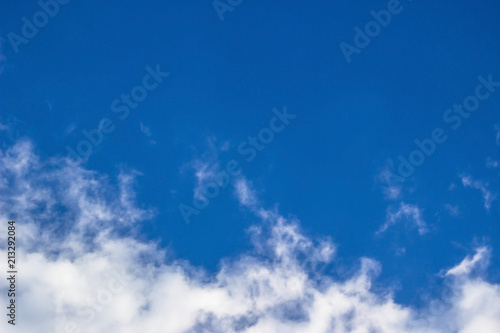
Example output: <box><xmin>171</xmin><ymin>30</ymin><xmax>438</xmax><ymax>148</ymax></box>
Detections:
<box><xmin>460</xmin><ymin>174</ymin><xmax>496</xmax><ymax>211</ymax></box>
<box><xmin>1</xmin><ymin>140</ymin><xmax>500</xmax><ymax>333</ymax></box>
<box><xmin>378</xmin><ymin>202</ymin><xmax>428</xmax><ymax>235</ymax></box>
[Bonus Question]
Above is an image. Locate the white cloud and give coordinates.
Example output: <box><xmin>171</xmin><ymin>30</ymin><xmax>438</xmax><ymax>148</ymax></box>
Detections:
<box><xmin>445</xmin><ymin>247</ymin><xmax>489</xmax><ymax>277</ymax></box>
<box><xmin>185</xmin><ymin>137</ymin><xmax>223</xmax><ymax>201</ymax></box>
<box><xmin>378</xmin><ymin>202</ymin><xmax>428</xmax><ymax>235</ymax></box>
<box><xmin>384</xmin><ymin>185</ymin><xmax>403</xmax><ymax>200</ymax></box>
<box><xmin>192</xmin><ymin>160</ymin><xmax>220</xmax><ymax>200</ymax></box>
<box><xmin>186</xmin><ymin>136</ymin><xmax>240</xmax><ymax>203</ymax></box>
<box><xmin>460</xmin><ymin>174</ymin><xmax>496</xmax><ymax>211</ymax></box>
<box><xmin>1</xmin><ymin>140</ymin><xmax>500</xmax><ymax>333</ymax></box>
<box><xmin>234</xmin><ymin>177</ymin><xmax>258</xmax><ymax>208</ymax></box>
<box><xmin>377</xmin><ymin>163</ymin><xmax>403</xmax><ymax>200</ymax></box>
<box><xmin>139</xmin><ymin>123</ymin><xmax>156</xmax><ymax>144</ymax></box>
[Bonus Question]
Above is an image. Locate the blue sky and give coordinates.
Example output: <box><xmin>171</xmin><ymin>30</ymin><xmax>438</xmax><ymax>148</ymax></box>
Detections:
<box><xmin>1</xmin><ymin>1</ymin><xmax>500</xmax><ymax>332</ymax></box>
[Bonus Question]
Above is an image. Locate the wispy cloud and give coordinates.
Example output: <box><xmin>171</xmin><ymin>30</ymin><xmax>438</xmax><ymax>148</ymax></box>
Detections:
<box><xmin>185</xmin><ymin>136</ymin><xmax>224</xmax><ymax>201</ymax></box>
<box><xmin>1</xmin><ymin>140</ymin><xmax>500</xmax><ymax>332</ymax></box>
<box><xmin>378</xmin><ymin>202</ymin><xmax>428</xmax><ymax>235</ymax></box>
<box><xmin>139</xmin><ymin>122</ymin><xmax>152</xmax><ymax>137</ymax></box>
<box><xmin>460</xmin><ymin>174</ymin><xmax>496</xmax><ymax>211</ymax></box>
<box><xmin>378</xmin><ymin>162</ymin><xmax>403</xmax><ymax>200</ymax></box>
<box><xmin>139</xmin><ymin>123</ymin><xmax>156</xmax><ymax>144</ymax></box>
<box><xmin>234</xmin><ymin>177</ymin><xmax>258</xmax><ymax>208</ymax></box>
<box><xmin>445</xmin><ymin>247</ymin><xmax>489</xmax><ymax>277</ymax></box>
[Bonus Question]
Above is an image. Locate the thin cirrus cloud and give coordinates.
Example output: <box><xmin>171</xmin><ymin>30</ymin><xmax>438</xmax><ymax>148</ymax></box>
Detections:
<box><xmin>377</xmin><ymin>162</ymin><xmax>403</xmax><ymax>201</ymax></box>
<box><xmin>234</xmin><ymin>177</ymin><xmax>258</xmax><ymax>209</ymax></box>
<box><xmin>139</xmin><ymin>123</ymin><xmax>152</xmax><ymax>137</ymax></box>
<box><xmin>460</xmin><ymin>174</ymin><xmax>496</xmax><ymax>211</ymax></box>
<box><xmin>183</xmin><ymin>136</ymin><xmax>224</xmax><ymax>201</ymax></box>
<box><xmin>1</xmin><ymin>139</ymin><xmax>500</xmax><ymax>332</ymax></box>
<box><xmin>377</xmin><ymin>202</ymin><xmax>428</xmax><ymax>236</ymax></box>
<box><xmin>376</xmin><ymin>163</ymin><xmax>429</xmax><ymax>236</ymax></box>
